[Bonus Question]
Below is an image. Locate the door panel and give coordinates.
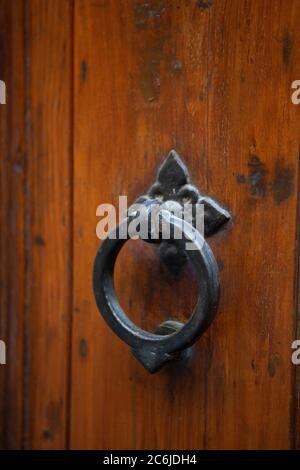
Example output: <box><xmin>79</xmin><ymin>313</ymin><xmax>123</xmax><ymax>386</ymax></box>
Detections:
<box><xmin>1</xmin><ymin>0</ymin><xmax>300</xmax><ymax>450</ymax></box>
<box><xmin>71</xmin><ymin>0</ymin><xmax>300</xmax><ymax>449</ymax></box>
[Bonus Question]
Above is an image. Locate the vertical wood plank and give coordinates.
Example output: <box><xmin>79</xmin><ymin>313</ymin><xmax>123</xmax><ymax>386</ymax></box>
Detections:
<box><xmin>296</xmin><ymin>173</ymin><xmax>300</xmax><ymax>449</ymax></box>
<box><xmin>4</xmin><ymin>0</ymin><xmax>26</xmax><ymax>449</ymax></box>
<box><xmin>24</xmin><ymin>0</ymin><xmax>73</xmax><ymax>449</ymax></box>
<box><xmin>205</xmin><ymin>0</ymin><xmax>300</xmax><ymax>448</ymax></box>
<box><xmin>0</xmin><ymin>0</ymin><xmax>9</xmax><ymax>449</ymax></box>
<box><xmin>0</xmin><ymin>0</ymin><xmax>26</xmax><ymax>449</ymax></box>
<box><xmin>71</xmin><ymin>0</ymin><xmax>210</xmax><ymax>449</ymax></box>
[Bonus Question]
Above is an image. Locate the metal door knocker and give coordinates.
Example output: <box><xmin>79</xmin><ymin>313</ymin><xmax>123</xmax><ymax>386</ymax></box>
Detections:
<box><xmin>93</xmin><ymin>150</ymin><xmax>231</xmax><ymax>373</ymax></box>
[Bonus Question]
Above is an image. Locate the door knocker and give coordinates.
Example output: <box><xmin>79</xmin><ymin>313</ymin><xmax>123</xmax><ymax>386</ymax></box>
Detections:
<box><xmin>93</xmin><ymin>150</ymin><xmax>231</xmax><ymax>373</ymax></box>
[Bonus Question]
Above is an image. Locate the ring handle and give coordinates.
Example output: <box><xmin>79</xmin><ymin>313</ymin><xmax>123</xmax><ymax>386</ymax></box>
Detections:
<box><xmin>93</xmin><ymin>205</ymin><xmax>219</xmax><ymax>372</ymax></box>
<box><xmin>93</xmin><ymin>152</ymin><xmax>228</xmax><ymax>373</ymax></box>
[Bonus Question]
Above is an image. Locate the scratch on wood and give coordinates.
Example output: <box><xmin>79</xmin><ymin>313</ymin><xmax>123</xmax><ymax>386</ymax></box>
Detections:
<box><xmin>196</xmin><ymin>0</ymin><xmax>213</xmax><ymax>10</ymax></box>
<box><xmin>81</xmin><ymin>61</ymin><xmax>87</xmax><ymax>81</ymax></box>
<box><xmin>79</xmin><ymin>338</ymin><xmax>88</xmax><ymax>358</ymax></box>
<box><xmin>268</xmin><ymin>354</ymin><xmax>279</xmax><ymax>378</ymax></box>
<box><xmin>283</xmin><ymin>31</ymin><xmax>292</xmax><ymax>66</ymax></box>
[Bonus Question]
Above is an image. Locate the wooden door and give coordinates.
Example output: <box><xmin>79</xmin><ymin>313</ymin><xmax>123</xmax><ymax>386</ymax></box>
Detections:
<box><xmin>1</xmin><ymin>0</ymin><xmax>300</xmax><ymax>450</ymax></box>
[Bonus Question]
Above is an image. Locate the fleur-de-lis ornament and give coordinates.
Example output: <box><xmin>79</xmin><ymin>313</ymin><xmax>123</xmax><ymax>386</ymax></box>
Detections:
<box><xmin>136</xmin><ymin>149</ymin><xmax>231</xmax><ymax>237</ymax></box>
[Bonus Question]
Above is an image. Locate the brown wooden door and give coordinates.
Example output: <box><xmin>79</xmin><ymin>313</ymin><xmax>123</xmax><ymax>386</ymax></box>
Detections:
<box><xmin>1</xmin><ymin>0</ymin><xmax>300</xmax><ymax>450</ymax></box>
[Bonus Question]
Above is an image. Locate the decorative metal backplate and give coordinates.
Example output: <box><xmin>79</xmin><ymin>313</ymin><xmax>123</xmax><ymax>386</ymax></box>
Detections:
<box><xmin>135</xmin><ymin>149</ymin><xmax>231</xmax><ymax>237</ymax></box>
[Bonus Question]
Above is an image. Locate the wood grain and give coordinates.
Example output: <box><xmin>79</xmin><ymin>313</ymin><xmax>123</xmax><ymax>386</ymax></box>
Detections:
<box><xmin>71</xmin><ymin>0</ymin><xmax>209</xmax><ymax>449</ymax></box>
<box><xmin>0</xmin><ymin>0</ymin><xmax>300</xmax><ymax>450</ymax></box>
<box><xmin>0</xmin><ymin>0</ymin><xmax>26</xmax><ymax>449</ymax></box>
<box><xmin>0</xmin><ymin>0</ymin><xmax>9</xmax><ymax>450</ymax></box>
<box><xmin>204</xmin><ymin>0</ymin><xmax>300</xmax><ymax>449</ymax></box>
<box><xmin>70</xmin><ymin>0</ymin><xmax>300</xmax><ymax>449</ymax></box>
<box><xmin>23</xmin><ymin>0</ymin><xmax>73</xmax><ymax>449</ymax></box>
